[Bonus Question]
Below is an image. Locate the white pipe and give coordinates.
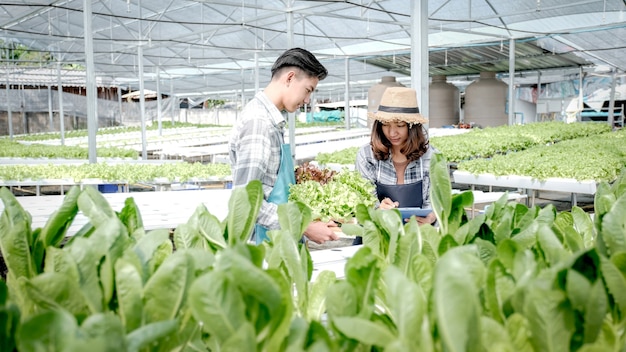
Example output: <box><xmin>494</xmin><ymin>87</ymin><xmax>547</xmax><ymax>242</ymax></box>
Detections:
<box><xmin>508</xmin><ymin>38</ymin><xmax>516</xmax><ymax>126</ymax></box>
<box><xmin>83</xmin><ymin>0</ymin><xmax>97</xmax><ymax>163</ymax></box>
<box><xmin>287</xmin><ymin>4</ymin><xmax>295</xmax><ymax>162</ymax></box>
<box><xmin>578</xmin><ymin>67</ymin><xmax>584</xmax><ymax>122</ymax></box>
<box><xmin>536</xmin><ymin>71</ymin><xmax>542</xmax><ymax>122</ymax></box>
<box><xmin>117</xmin><ymin>86</ymin><xmax>123</xmax><ymax>125</ymax></box>
<box><xmin>20</xmin><ymin>85</ymin><xmax>25</xmax><ymax>134</ymax></box>
<box><xmin>138</xmin><ymin>0</ymin><xmax>147</xmax><ymax>160</ymax></box>
<box><xmin>57</xmin><ymin>62</ymin><xmax>65</xmax><ymax>145</ymax></box>
<box><xmin>411</xmin><ymin>0</ymin><xmax>429</xmax><ymax>124</ymax></box>
<box><xmin>607</xmin><ymin>70</ymin><xmax>617</xmax><ymax>128</ymax></box>
<box><xmin>47</xmin><ymin>85</ymin><xmax>53</xmax><ymax>132</ymax></box>
<box><xmin>4</xmin><ymin>65</ymin><xmax>13</xmax><ymax>140</ymax></box>
<box><xmin>241</xmin><ymin>69</ymin><xmax>245</xmax><ymax>112</ymax></box>
<box><xmin>138</xmin><ymin>45</ymin><xmax>147</xmax><ymax>160</ymax></box>
<box><xmin>156</xmin><ymin>68</ymin><xmax>163</xmax><ymax>135</ymax></box>
<box><xmin>254</xmin><ymin>51</ymin><xmax>259</xmax><ymax>94</ymax></box>
<box><xmin>344</xmin><ymin>57</ymin><xmax>351</xmax><ymax>130</ymax></box>
<box><xmin>170</xmin><ymin>80</ymin><xmax>175</xmax><ymax>124</ymax></box>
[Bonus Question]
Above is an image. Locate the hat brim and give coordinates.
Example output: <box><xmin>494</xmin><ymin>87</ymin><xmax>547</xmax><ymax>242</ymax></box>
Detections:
<box><xmin>367</xmin><ymin>111</ymin><xmax>428</xmax><ymax>124</ymax></box>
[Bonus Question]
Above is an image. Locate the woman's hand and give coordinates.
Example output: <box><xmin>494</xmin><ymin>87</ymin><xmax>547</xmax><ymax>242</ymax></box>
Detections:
<box><xmin>409</xmin><ymin>211</ymin><xmax>437</xmax><ymax>225</ymax></box>
<box><xmin>379</xmin><ymin>197</ymin><xmax>399</xmax><ymax>210</ymax></box>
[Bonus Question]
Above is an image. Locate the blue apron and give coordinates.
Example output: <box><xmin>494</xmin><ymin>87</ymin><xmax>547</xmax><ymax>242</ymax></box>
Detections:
<box><xmin>375</xmin><ymin>181</ymin><xmax>423</xmax><ymax>208</ymax></box>
<box><xmin>375</xmin><ymin>158</ymin><xmax>424</xmax><ymax>208</ymax></box>
<box><xmin>353</xmin><ymin>159</ymin><xmax>425</xmax><ymax>245</ymax></box>
<box><xmin>254</xmin><ymin>143</ymin><xmax>295</xmax><ymax>244</ymax></box>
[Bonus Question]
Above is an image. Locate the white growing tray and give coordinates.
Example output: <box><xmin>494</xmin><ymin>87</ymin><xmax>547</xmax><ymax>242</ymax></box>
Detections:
<box><xmin>453</xmin><ymin>170</ymin><xmax>597</xmax><ymax>195</ymax></box>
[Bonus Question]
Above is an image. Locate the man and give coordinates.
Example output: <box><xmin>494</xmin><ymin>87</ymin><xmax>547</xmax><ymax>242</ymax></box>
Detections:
<box><xmin>229</xmin><ymin>47</ymin><xmax>339</xmax><ymax>245</ymax></box>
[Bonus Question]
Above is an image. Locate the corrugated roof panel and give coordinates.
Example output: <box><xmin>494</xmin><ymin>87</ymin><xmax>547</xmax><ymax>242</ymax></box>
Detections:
<box><xmin>0</xmin><ymin>0</ymin><xmax>623</xmax><ymax>98</ymax></box>
<box><xmin>0</xmin><ymin>67</ymin><xmax>116</xmax><ymax>87</ymax></box>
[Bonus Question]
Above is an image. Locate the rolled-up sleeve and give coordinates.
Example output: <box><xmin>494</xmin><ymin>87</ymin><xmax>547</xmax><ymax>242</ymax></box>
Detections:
<box><xmin>355</xmin><ymin>144</ymin><xmax>378</xmax><ymax>200</ymax></box>
<box><xmin>420</xmin><ymin>147</ymin><xmax>436</xmax><ymax>209</ymax></box>
<box><xmin>231</xmin><ymin>119</ymin><xmax>271</xmax><ymax>187</ymax></box>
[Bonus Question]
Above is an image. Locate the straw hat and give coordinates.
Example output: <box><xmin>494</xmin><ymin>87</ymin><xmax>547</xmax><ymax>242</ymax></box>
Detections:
<box><xmin>368</xmin><ymin>87</ymin><xmax>428</xmax><ymax>124</ymax></box>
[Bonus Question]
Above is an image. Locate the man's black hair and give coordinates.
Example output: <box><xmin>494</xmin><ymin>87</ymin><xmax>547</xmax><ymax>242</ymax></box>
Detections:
<box><xmin>271</xmin><ymin>47</ymin><xmax>328</xmax><ymax>80</ymax></box>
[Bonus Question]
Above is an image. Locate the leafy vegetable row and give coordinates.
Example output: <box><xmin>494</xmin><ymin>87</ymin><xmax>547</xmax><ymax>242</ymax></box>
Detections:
<box><xmin>430</xmin><ymin>121</ymin><xmax>611</xmax><ymax>162</ymax></box>
<box><xmin>0</xmin><ymin>139</ymin><xmax>137</xmax><ymax>159</ymax></box>
<box><xmin>313</xmin><ymin>122</ymin><xmax>621</xmax><ymax>182</ymax></box>
<box><xmin>313</xmin><ymin>121</ymin><xmax>612</xmax><ymax>166</ymax></box>
<box><xmin>4</xmin><ymin>121</ymin><xmax>219</xmax><ymax>142</ymax></box>
<box><xmin>2</xmin><ymin>153</ymin><xmax>626</xmax><ymax>351</ymax></box>
<box><xmin>457</xmin><ymin>129</ymin><xmax>626</xmax><ymax>182</ymax></box>
<box><xmin>0</xmin><ymin>162</ymin><xmax>232</xmax><ymax>183</ymax></box>
<box><xmin>315</xmin><ymin>146</ymin><xmax>361</xmax><ymax>166</ymax></box>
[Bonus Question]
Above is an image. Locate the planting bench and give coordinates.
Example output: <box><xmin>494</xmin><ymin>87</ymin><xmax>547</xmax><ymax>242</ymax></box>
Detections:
<box><xmin>453</xmin><ymin>170</ymin><xmax>597</xmax><ymax>208</ymax></box>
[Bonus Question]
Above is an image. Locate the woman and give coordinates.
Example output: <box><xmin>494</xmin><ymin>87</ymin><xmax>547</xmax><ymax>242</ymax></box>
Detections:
<box><xmin>355</xmin><ymin>86</ymin><xmax>437</xmax><ymax>228</ymax></box>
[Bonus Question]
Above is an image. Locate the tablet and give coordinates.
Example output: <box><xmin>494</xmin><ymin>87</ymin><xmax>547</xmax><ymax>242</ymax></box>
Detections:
<box><xmin>397</xmin><ymin>207</ymin><xmax>432</xmax><ymax>219</ymax></box>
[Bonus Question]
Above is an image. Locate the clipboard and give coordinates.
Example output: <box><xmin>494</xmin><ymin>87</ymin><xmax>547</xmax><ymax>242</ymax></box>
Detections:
<box><xmin>397</xmin><ymin>207</ymin><xmax>432</xmax><ymax>219</ymax></box>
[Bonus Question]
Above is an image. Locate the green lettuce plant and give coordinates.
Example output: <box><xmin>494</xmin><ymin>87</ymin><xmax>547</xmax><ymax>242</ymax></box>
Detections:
<box><xmin>1</xmin><ymin>152</ymin><xmax>626</xmax><ymax>351</ymax></box>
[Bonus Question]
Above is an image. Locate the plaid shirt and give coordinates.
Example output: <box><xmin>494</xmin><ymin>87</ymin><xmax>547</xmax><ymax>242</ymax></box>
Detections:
<box><xmin>229</xmin><ymin>91</ymin><xmax>286</xmax><ymax>230</ymax></box>
<box><xmin>355</xmin><ymin>143</ymin><xmax>435</xmax><ymax>208</ymax></box>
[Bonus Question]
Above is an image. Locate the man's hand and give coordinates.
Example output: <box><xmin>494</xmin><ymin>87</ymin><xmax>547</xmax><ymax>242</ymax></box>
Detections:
<box><xmin>304</xmin><ymin>220</ymin><xmax>340</xmax><ymax>244</ymax></box>
<box><xmin>409</xmin><ymin>211</ymin><xmax>437</xmax><ymax>225</ymax></box>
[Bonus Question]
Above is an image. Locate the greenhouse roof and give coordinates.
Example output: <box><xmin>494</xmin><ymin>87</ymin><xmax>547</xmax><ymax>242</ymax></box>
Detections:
<box><xmin>0</xmin><ymin>0</ymin><xmax>624</xmax><ymax>99</ymax></box>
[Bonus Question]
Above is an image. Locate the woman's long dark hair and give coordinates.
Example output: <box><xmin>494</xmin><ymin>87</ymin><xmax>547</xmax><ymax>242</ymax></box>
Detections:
<box><xmin>370</xmin><ymin>120</ymin><xmax>429</xmax><ymax>161</ymax></box>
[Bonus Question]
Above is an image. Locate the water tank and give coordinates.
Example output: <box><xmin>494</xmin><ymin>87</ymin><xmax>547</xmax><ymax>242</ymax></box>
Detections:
<box><xmin>464</xmin><ymin>72</ymin><xmax>508</xmax><ymax>127</ymax></box>
<box><xmin>368</xmin><ymin>76</ymin><xmax>405</xmax><ymax>128</ymax></box>
<box><xmin>429</xmin><ymin>75</ymin><xmax>460</xmax><ymax>127</ymax></box>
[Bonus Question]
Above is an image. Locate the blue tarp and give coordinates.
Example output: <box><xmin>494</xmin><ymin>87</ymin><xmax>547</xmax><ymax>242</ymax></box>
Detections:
<box><xmin>306</xmin><ymin>110</ymin><xmax>344</xmax><ymax>123</ymax></box>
